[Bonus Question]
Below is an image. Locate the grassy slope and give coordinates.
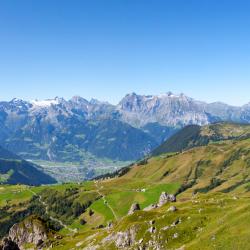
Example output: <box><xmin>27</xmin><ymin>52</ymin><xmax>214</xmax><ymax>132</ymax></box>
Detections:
<box><xmin>1</xmin><ymin>123</ymin><xmax>250</xmax><ymax>249</ymax></box>
<box><xmin>50</xmin><ymin>192</ymin><xmax>250</xmax><ymax>250</ymax></box>
<box><xmin>0</xmin><ymin>145</ymin><xmax>56</xmax><ymax>185</ymax></box>
<box><xmin>58</xmin><ymin>125</ymin><xmax>250</xmax><ymax>249</ymax></box>
<box><xmin>126</xmin><ymin>138</ymin><xmax>250</xmax><ymax>198</ymax></box>
<box><xmin>152</xmin><ymin>122</ymin><xmax>250</xmax><ymax>156</ymax></box>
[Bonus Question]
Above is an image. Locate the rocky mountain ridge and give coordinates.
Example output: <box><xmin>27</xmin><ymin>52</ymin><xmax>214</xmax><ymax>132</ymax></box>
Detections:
<box><xmin>2</xmin><ymin>92</ymin><xmax>250</xmax><ymax>128</ymax></box>
<box><xmin>0</xmin><ymin>92</ymin><xmax>249</xmax><ymax>164</ymax></box>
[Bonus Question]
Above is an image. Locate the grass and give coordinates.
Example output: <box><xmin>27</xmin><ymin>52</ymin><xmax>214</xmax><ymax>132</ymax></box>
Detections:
<box><xmin>90</xmin><ymin>198</ymin><xmax>115</xmax><ymax>223</ymax></box>
<box><xmin>0</xmin><ymin>185</ymin><xmax>32</xmax><ymax>207</ymax></box>
<box><xmin>141</xmin><ymin>183</ymin><xmax>180</xmax><ymax>206</ymax></box>
<box><xmin>51</xmin><ymin>193</ymin><xmax>250</xmax><ymax>250</ymax></box>
<box><xmin>1</xmin><ymin>124</ymin><xmax>250</xmax><ymax>249</ymax></box>
<box><xmin>103</xmin><ymin>182</ymin><xmax>180</xmax><ymax>218</ymax></box>
<box><xmin>0</xmin><ymin>169</ymin><xmax>13</xmax><ymax>183</ymax></box>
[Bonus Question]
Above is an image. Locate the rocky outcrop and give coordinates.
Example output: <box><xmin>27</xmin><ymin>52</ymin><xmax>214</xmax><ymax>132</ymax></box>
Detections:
<box><xmin>148</xmin><ymin>227</ymin><xmax>156</xmax><ymax>234</ymax></box>
<box><xmin>128</xmin><ymin>203</ymin><xmax>140</xmax><ymax>215</ymax></box>
<box><xmin>143</xmin><ymin>204</ymin><xmax>158</xmax><ymax>211</ymax></box>
<box><xmin>102</xmin><ymin>225</ymin><xmax>139</xmax><ymax>249</ymax></box>
<box><xmin>143</xmin><ymin>193</ymin><xmax>176</xmax><ymax>211</ymax></box>
<box><xmin>0</xmin><ymin>237</ymin><xmax>20</xmax><ymax>250</ymax></box>
<box><xmin>118</xmin><ymin>92</ymin><xmax>211</xmax><ymax>127</ymax></box>
<box><xmin>8</xmin><ymin>216</ymin><xmax>49</xmax><ymax>248</ymax></box>
<box><xmin>158</xmin><ymin>192</ymin><xmax>176</xmax><ymax>207</ymax></box>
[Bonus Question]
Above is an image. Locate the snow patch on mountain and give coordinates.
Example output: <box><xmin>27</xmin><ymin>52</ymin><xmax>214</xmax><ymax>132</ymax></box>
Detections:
<box><xmin>31</xmin><ymin>99</ymin><xmax>60</xmax><ymax>107</ymax></box>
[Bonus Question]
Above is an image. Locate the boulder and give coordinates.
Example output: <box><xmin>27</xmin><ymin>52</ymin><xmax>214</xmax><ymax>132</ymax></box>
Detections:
<box><xmin>138</xmin><ymin>238</ymin><xmax>143</xmax><ymax>244</ymax></box>
<box><xmin>168</xmin><ymin>206</ymin><xmax>177</xmax><ymax>212</ymax></box>
<box><xmin>168</xmin><ymin>194</ymin><xmax>176</xmax><ymax>202</ymax></box>
<box><xmin>149</xmin><ymin>220</ymin><xmax>155</xmax><ymax>225</ymax></box>
<box><xmin>171</xmin><ymin>218</ymin><xmax>180</xmax><ymax>227</ymax></box>
<box><xmin>107</xmin><ymin>222</ymin><xmax>113</xmax><ymax>228</ymax></box>
<box><xmin>89</xmin><ymin>209</ymin><xmax>94</xmax><ymax>216</ymax></box>
<box><xmin>161</xmin><ymin>226</ymin><xmax>170</xmax><ymax>231</ymax></box>
<box><xmin>173</xmin><ymin>233</ymin><xmax>179</xmax><ymax>239</ymax></box>
<box><xmin>158</xmin><ymin>192</ymin><xmax>176</xmax><ymax>207</ymax></box>
<box><xmin>128</xmin><ymin>203</ymin><xmax>140</xmax><ymax>215</ymax></box>
<box><xmin>80</xmin><ymin>218</ymin><xmax>87</xmax><ymax>225</ymax></box>
<box><xmin>148</xmin><ymin>227</ymin><xmax>156</xmax><ymax>234</ymax></box>
<box><xmin>102</xmin><ymin>225</ymin><xmax>138</xmax><ymax>248</ymax></box>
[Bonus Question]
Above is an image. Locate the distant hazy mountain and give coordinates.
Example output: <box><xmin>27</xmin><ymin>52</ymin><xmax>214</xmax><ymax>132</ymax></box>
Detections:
<box><xmin>0</xmin><ymin>97</ymin><xmax>157</xmax><ymax>162</ymax></box>
<box><xmin>0</xmin><ymin>92</ymin><xmax>249</xmax><ymax>163</ymax></box>
<box><xmin>118</xmin><ymin>92</ymin><xmax>211</xmax><ymax>127</ymax></box>
<box><xmin>0</xmin><ymin>145</ymin><xmax>56</xmax><ymax>185</ymax></box>
<box><xmin>118</xmin><ymin>92</ymin><xmax>250</xmax><ymax>127</ymax></box>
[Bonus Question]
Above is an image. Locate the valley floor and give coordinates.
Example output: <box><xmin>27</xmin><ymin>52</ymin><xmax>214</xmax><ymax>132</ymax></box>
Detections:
<box><xmin>29</xmin><ymin>159</ymin><xmax>131</xmax><ymax>183</ymax></box>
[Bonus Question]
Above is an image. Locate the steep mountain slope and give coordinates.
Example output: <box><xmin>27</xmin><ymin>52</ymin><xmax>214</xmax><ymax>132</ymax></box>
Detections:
<box><xmin>118</xmin><ymin>92</ymin><xmax>212</xmax><ymax>127</ymax></box>
<box><xmin>152</xmin><ymin>122</ymin><xmax>250</xmax><ymax>156</ymax></box>
<box><xmin>3</xmin><ymin>117</ymin><xmax>156</xmax><ymax>162</ymax></box>
<box><xmin>0</xmin><ymin>145</ymin><xmax>56</xmax><ymax>185</ymax></box>
<box><xmin>0</xmin><ymin>98</ymin><xmax>157</xmax><ymax>163</ymax></box>
<box><xmin>205</xmin><ymin>102</ymin><xmax>250</xmax><ymax>123</ymax></box>
<box><xmin>126</xmin><ymin>136</ymin><xmax>250</xmax><ymax>196</ymax></box>
<box><xmin>0</xmin><ymin>145</ymin><xmax>21</xmax><ymax>160</ymax></box>
<box><xmin>85</xmin><ymin>119</ymin><xmax>157</xmax><ymax>160</ymax></box>
<box><xmin>118</xmin><ymin>93</ymin><xmax>250</xmax><ymax>127</ymax></box>
<box><xmin>152</xmin><ymin>124</ymin><xmax>202</xmax><ymax>155</ymax></box>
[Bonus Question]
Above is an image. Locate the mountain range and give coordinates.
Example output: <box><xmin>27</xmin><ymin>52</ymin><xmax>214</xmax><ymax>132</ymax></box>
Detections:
<box><xmin>0</xmin><ymin>92</ymin><xmax>249</xmax><ymax>166</ymax></box>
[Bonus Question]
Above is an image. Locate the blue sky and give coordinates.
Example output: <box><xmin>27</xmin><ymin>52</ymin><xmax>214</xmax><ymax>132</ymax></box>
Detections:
<box><xmin>0</xmin><ymin>0</ymin><xmax>249</xmax><ymax>106</ymax></box>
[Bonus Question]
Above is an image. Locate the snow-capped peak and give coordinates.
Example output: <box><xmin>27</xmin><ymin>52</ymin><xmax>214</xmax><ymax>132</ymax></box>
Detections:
<box><xmin>11</xmin><ymin>98</ymin><xmax>23</xmax><ymax>102</ymax></box>
<box><xmin>31</xmin><ymin>98</ymin><xmax>59</xmax><ymax>107</ymax></box>
<box><xmin>157</xmin><ymin>92</ymin><xmax>182</xmax><ymax>98</ymax></box>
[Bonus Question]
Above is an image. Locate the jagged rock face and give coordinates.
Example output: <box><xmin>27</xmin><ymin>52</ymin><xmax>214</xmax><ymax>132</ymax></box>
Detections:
<box><xmin>118</xmin><ymin>92</ymin><xmax>211</xmax><ymax>127</ymax></box>
<box><xmin>128</xmin><ymin>203</ymin><xmax>140</xmax><ymax>215</ymax></box>
<box><xmin>0</xmin><ymin>97</ymin><xmax>157</xmax><ymax>162</ymax></box>
<box><xmin>8</xmin><ymin>216</ymin><xmax>48</xmax><ymax>248</ymax></box>
<box><xmin>0</xmin><ymin>237</ymin><xmax>20</xmax><ymax>250</ymax></box>
<box><xmin>102</xmin><ymin>226</ymin><xmax>139</xmax><ymax>249</ymax></box>
<box><xmin>118</xmin><ymin>93</ymin><xmax>250</xmax><ymax>127</ymax></box>
<box><xmin>158</xmin><ymin>192</ymin><xmax>176</xmax><ymax>207</ymax></box>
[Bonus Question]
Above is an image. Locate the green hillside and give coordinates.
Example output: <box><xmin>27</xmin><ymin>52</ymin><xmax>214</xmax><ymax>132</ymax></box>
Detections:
<box><xmin>126</xmin><ymin>135</ymin><xmax>250</xmax><ymax>197</ymax></box>
<box><xmin>0</xmin><ymin>146</ymin><xmax>56</xmax><ymax>185</ymax></box>
<box><xmin>152</xmin><ymin>122</ymin><xmax>250</xmax><ymax>156</ymax></box>
<box><xmin>1</xmin><ymin>123</ymin><xmax>250</xmax><ymax>249</ymax></box>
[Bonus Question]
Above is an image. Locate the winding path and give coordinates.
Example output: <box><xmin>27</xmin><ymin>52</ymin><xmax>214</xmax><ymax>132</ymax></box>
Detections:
<box><xmin>94</xmin><ymin>181</ymin><xmax>118</xmax><ymax>220</ymax></box>
<box><xmin>28</xmin><ymin>189</ymin><xmax>77</xmax><ymax>234</ymax></box>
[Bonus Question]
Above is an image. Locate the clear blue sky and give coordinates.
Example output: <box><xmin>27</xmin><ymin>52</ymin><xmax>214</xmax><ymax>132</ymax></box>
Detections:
<box><xmin>0</xmin><ymin>0</ymin><xmax>249</xmax><ymax>106</ymax></box>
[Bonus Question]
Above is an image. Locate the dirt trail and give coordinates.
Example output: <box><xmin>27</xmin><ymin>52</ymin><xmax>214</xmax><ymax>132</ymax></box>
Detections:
<box><xmin>94</xmin><ymin>181</ymin><xmax>118</xmax><ymax>220</ymax></box>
